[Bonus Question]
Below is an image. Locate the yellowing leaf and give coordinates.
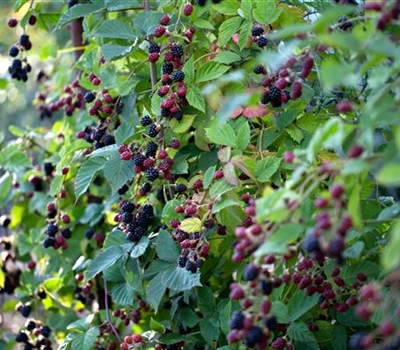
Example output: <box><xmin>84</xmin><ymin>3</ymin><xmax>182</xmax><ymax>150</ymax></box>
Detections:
<box><xmin>180</xmin><ymin>218</ymin><xmax>202</xmax><ymax>233</ymax></box>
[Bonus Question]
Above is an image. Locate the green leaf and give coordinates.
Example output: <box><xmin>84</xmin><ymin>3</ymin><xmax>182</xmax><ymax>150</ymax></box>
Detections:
<box><xmin>146</xmin><ymin>274</ymin><xmax>167</xmax><ymax>311</ymax></box>
<box><xmin>115</xmin><ymin>122</ymin><xmax>135</xmax><ymax>145</ymax></box>
<box><xmin>219</xmin><ymin>300</ymin><xmax>232</xmax><ymax>335</ymax></box>
<box><xmin>186</xmin><ymin>86</ymin><xmax>206</xmax><ymax>113</ymax></box>
<box><xmin>156</xmin><ymin>230</ymin><xmax>180</xmax><ymax>262</ymax></box>
<box><xmin>0</xmin><ymin>173</ymin><xmax>12</xmax><ymax>207</ymax></box>
<box><xmin>236</xmin><ymin>121</ymin><xmax>250</xmax><ymax>150</ymax></box>
<box><xmin>93</xmin><ymin>19</ymin><xmax>136</xmax><ymax>40</ymax></box>
<box><xmin>213</xmin><ymin>0</ymin><xmax>240</xmax><ymax>15</ymax></box>
<box><xmin>230</xmin><ymin>155</ymin><xmax>257</xmax><ymax>180</ymax></box>
<box><xmin>161</xmin><ymin>266</ymin><xmax>202</xmax><ymax>291</ymax></box>
<box><xmin>205</xmin><ymin>123</ymin><xmax>237</xmax><ymax>148</ymax></box>
<box><xmin>240</xmin><ymin>0</ymin><xmax>252</xmax><ymax>19</ymax></box>
<box><xmin>253</xmin><ymin>0</ymin><xmax>282</xmax><ymax>25</ymax></box>
<box><xmin>111</xmin><ymin>282</ymin><xmax>135</xmax><ymax>306</ymax></box>
<box><xmin>182</xmin><ymin>57</ymin><xmax>195</xmax><ymax>84</ymax></box>
<box><xmin>57</xmin><ymin>2</ymin><xmax>105</xmax><ymax>29</ymax></box>
<box><xmin>180</xmin><ymin>218</ymin><xmax>202</xmax><ymax>233</ymax></box>
<box><xmin>215</xmin><ymin>51</ymin><xmax>242</xmax><ymax>64</ymax></box>
<box><xmin>255</xmin><ymin>156</ymin><xmax>281</xmax><ymax>182</ymax></box>
<box><xmin>287</xmin><ymin>290</ymin><xmax>319</xmax><ymax>321</ymax></box>
<box><xmin>288</xmin><ymin>321</ymin><xmax>317</xmax><ymax>342</ymax></box>
<box><xmin>276</xmin><ymin>109</ymin><xmax>300</xmax><ymax>131</ymax></box>
<box><xmin>200</xmin><ymin>318</ymin><xmax>220</xmax><ymax>346</ymax></box>
<box><xmin>105</xmin><ymin>0</ymin><xmax>142</xmax><ymax>11</ymax></box>
<box><xmin>332</xmin><ymin>325</ymin><xmax>347</xmax><ymax>350</ymax></box>
<box><xmin>170</xmin><ymin>115</ymin><xmax>195</xmax><ymax>134</ymax></box>
<box><xmin>217</xmin><ymin>17</ymin><xmax>243</xmax><ymax>46</ymax></box>
<box><xmin>223</xmin><ymin>162</ymin><xmax>238</xmax><ymax>186</ymax></box>
<box><xmin>103</xmin><ymin>154</ymin><xmax>135</xmax><ymax>195</ymax></box>
<box><xmin>203</xmin><ymin>165</ymin><xmax>216</xmax><ymax>189</ymax></box>
<box><xmin>101</xmin><ymin>44</ymin><xmax>133</xmax><ymax>62</ymax></box>
<box><xmin>86</xmin><ymin>246</ymin><xmax>124</xmax><ymax>280</ymax></box>
<box><xmin>70</xmin><ymin>327</ymin><xmax>100</xmax><ymax>350</ymax></box>
<box><xmin>238</xmin><ymin>20</ymin><xmax>252</xmax><ymax>50</ymax></box>
<box><xmin>376</xmin><ymin>164</ymin><xmax>400</xmax><ymax>187</ymax></box>
<box><xmin>196</xmin><ymin>62</ymin><xmax>230</xmax><ymax>84</ymax></box>
<box><xmin>67</xmin><ymin>314</ymin><xmax>94</xmax><ymax>331</ymax></box>
<box><xmin>197</xmin><ymin>286</ymin><xmax>217</xmax><ymax>316</ymax></box>
<box><xmin>272</xmin><ymin>301</ymin><xmax>291</xmax><ymax>323</ymax></box>
<box><xmin>130</xmin><ymin>236</ymin><xmax>150</xmax><ymax>258</ymax></box>
<box><xmin>49</xmin><ymin>175</ymin><xmax>63</xmax><ymax>197</ymax></box>
<box><xmin>150</xmin><ymin>317</ymin><xmax>166</xmax><ymax>333</ymax></box>
<box><xmin>320</xmin><ymin>57</ymin><xmax>358</xmax><ymax>91</ymax></box>
<box><xmin>209</xmin><ymin>181</ymin><xmax>234</xmax><ymax>199</ymax></box>
<box><xmin>212</xmin><ymin>199</ymin><xmax>238</xmax><ymax>213</ymax></box>
<box><xmin>382</xmin><ymin>220</ymin><xmax>400</xmax><ymax>272</ymax></box>
<box><xmin>75</xmin><ymin>157</ymin><xmax>106</xmax><ymax>199</ymax></box>
<box><xmin>134</xmin><ymin>12</ymin><xmax>164</xmax><ymax>36</ymax></box>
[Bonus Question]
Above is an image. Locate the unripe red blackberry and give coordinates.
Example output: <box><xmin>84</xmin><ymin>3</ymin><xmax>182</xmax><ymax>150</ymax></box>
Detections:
<box><xmin>348</xmin><ymin>144</ymin><xmax>363</xmax><ymax>158</ymax></box>
<box><xmin>213</xmin><ymin>170</ymin><xmax>224</xmax><ymax>179</ymax></box>
<box><xmin>149</xmin><ymin>52</ymin><xmax>160</xmax><ymax>63</ymax></box>
<box><xmin>284</xmin><ymin>151</ymin><xmax>295</xmax><ymax>163</ymax></box>
<box><xmin>330</xmin><ymin>184</ymin><xmax>344</xmax><ymax>199</ymax></box>
<box><xmin>8</xmin><ymin>18</ymin><xmax>18</xmax><ymax>27</ymax></box>
<box><xmin>336</xmin><ymin>100</ymin><xmax>353</xmax><ymax>113</ymax></box>
<box><xmin>154</xmin><ymin>25</ymin><xmax>166</xmax><ymax>37</ymax></box>
<box><xmin>184</xmin><ymin>3</ymin><xmax>193</xmax><ymax>16</ymax></box>
<box><xmin>169</xmin><ymin>138</ymin><xmax>180</xmax><ymax>149</ymax></box>
<box><xmin>291</xmin><ymin>80</ymin><xmax>302</xmax><ymax>99</ymax></box>
<box><xmin>28</xmin><ymin>15</ymin><xmax>37</xmax><ymax>25</ymax></box>
<box><xmin>92</xmin><ymin>77</ymin><xmax>101</xmax><ymax>85</ymax></box>
<box><xmin>159</xmin><ymin>14</ymin><xmax>170</xmax><ymax>26</ymax></box>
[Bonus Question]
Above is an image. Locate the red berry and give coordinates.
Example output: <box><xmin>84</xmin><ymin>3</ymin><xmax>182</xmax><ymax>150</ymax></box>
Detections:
<box><xmin>379</xmin><ymin>320</ymin><xmax>395</xmax><ymax>337</ymax></box>
<box><xmin>213</xmin><ymin>170</ymin><xmax>224</xmax><ymax>179</ymax></box>
<box><xmin>62</xmin><ymin>167</ymin><xmax>69</xmax><ymax>175</ymax></box>
<box><xmin>75</xmin><ymin>273</ymin><xmax>84</xmax><ymax>282</ymax></box>
<box><xmin>28</xmin><ymin>15</ymin><xmax>37</xmax><ymax>26</ymax></box>
<box><xmin>336</xmin><ymin>100</ymin><xmax>353</xmax><ymax>113</ymax></box>
<box><xmin>159</xmin><ymin>14</ymin><xmax>170</xmax><ymax>26</ymax></box>
<box><xmin>184</xmin><ymin>3</ymin><xmax>193</xmax><ymax>16</ymax></box>
<box><xmin>291</xmin><ymin>81</ymin><xmax>302</xmax><ymax>99</ymax></box>
<box><xmin>8</xmin><ymin>18</ymin><xmax>18</xmax><ymax>27</ymax></box>
<box><xmin>132</xmin><ymin>334</ymin><xmax>142</xmax><ymax>343</ymax></box>
<box><xmin>284</xmin><ymin>151</ymin><xmax>295</xmax><ymax>163</ymax></box>
<box><xmin>124</xmin><ymin>336</ymin><xmax>133</xmax><ymax>344</ymax></box>
<box><xmin>61</xmin><ymin>214</ymin><xmax>70</xmax><ymax>224</ymax></box>
<box><xmin>120</xmin><ymin>343</ymin><xmax>128</xmax><ymax>350</ymax></box>
<box><xmin>348</xmin><ymin>144</ymin><xmax>364</xmax><ymax>159</ymax></box>
<box><xmin>46</xmin><ymin>202</ymin><xmax>56</xmax><ymax>212</ymax></box>
<box><xmin>92</xmin><ymin>77</ymin><xmax>101</xmax><ymax>86</ymax></box>
<box><xmin>330</xmin><ymin>184</ymin><xmax>344</xmax><ymax>199</ymax></box>
<box><xmin>149</xmin><ymin>52</ymin><xmax>160</xmax><ymax>62</ymax></box>
<box><xmin>364</xmin><ymin>2</ymin><xmax>383</xmax><ymax>11</ymax></box>
<box><xmin>169</xmin><ymin>138</ymin><xmax>180</xmax><ymax>149</ymax></box>
<box><xmin>27</xmin><ymin>260</ymin><xmax>36</xmax><ymax>270</ymax></box>
<box><xmin>104</xmin><ymin>94</ymin><xmax>115</xmax><ymax>104</ymax></box>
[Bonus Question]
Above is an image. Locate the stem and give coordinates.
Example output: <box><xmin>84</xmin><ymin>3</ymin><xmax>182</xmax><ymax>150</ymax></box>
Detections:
<box><xmin>143</xmin><ymin>0</ymin><xmax>157</xmax><ymax>89</ymax></box>
<box><xmin>103</xmin><ymin>276</ymin><xmax>122</xmax><ymax>343</ymax></box>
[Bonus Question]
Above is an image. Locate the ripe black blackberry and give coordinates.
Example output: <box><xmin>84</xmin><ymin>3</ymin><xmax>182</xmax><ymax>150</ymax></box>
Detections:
<box><xmin>171</xmin><ymin>70</ymin><xmax>185</xmax><ymax>82</ymax></box>
<box><xmin>45</xmin><ymin>223</ymin><xmax>58</xmax><ymax>236</ymax></box>
<box><xmin>19</xmin><ymin>34</ymin><xmax>30</xmax><ymax>48</ymax></box>
<box><xmin>141</xmin><ymin>204</ymin><xmax>154</xmax><ymax>219</ymax></box>
<box><xmin>253</xmin><ymin>65</ymin><xmax>266</xmax><ymax>74</ymax></box>
<box><xmin>178</xmin><ymin>256</ymin><xmax>187</xmax><ymax>268</ymax></box>
<box><xmin>61</xmin><ymin>228</ymin><xmax>72</xmax><ymax>239</ymax></box>
<box><xmin>196</xmin><ymin>258</ymin><xmax>203</xmax><ymax>268</ymax></box>
<box><xmin>118</xmin><ymin>184</ymin><xmax>129</xmax><ymax>195</ymax></box>
<box><xmin>134</xmin><ymin>154</ymin><xmax>146</xmax><ymax>166</ymax></box>
<box><xmin>120</xmin><ymin>201</ymin><xmax>135</xmax><ymax>213</ymax></box>
<box><xmin>146</xmin><ymin>141</ymin><xmax>158</xmax><ymax>157</ymax></box>
<box><xmin>141</xmin><ymin>182</ymin><xmax>151</xmax><ymax>193</ymax></box>
<box><xmin>171</xmin><ymin>44</ymin><xmax>184</xmax><ymax>57</ymax></box>
<box><xmin>26</xmin><ymin>320</ymin><xmax>36</xmax><ymax>331</ymax></box>
<box><xmin>260</xmin><ymin>93</ymin><xmax>270</xmax><ymax>105</ymax></box>
<box><xmin>244</xmin><ymin>326</ymin><xmax>264</xmax><ymax>347</ymax></box>
<box><xmin>175</xmin><ymin>184</ymin><xmax>187</xmax><ymax>194</ymax></box>
<box><xmin>242</xmin><ymin>263</ymin><xmax>259</xmax><ymax>281</ymax></box>
<box><xmin>21</xmin><ymin>304</ymin><xmax>31</xmax><ymax>317</ymax></box>
<box><xmin>41</xmin><ymin>326</ymin><xmax>51</xmax><ymax>337</ymax></box>
<box><xmin>268</xmin><ymin>85</ymin><xmax>281</xmax><ymax>101</ymax></box>
<box><xmin>148</xmin><ymin>42</ymin><xmax>160</xmax><ymax>53</ymax></box>
<box><xmin>43</xmin><ymin>236</ymin><xmax>55</xmax><ymax>248</ymax></box>
<box><xmin>44</xmin><ymin>162</ymin><xmax>55</xmax><ymax>176</ymax></box>
<box><xmin>173</xmin><ymin>110</ymin><xmax>183</xmax><ymax>121</ymax></box>
<box><xmin>103</xmin><ymin>134</ymin><xmax>115</xmax><ymax>146</ymax></box>
<box><xmin>185</xmin><ymin>260</ymin><xmax>197</xmax><ymax>273</ymax></box>
<box><xmin>251</xmin><ymin>26</ymin><xmax>264</xmax><ymax>36</ymax></box>
<box><xmin>140</xmin><ymin>115</ymin><xmax>152</xmax><ymax>126</ymax></box>
<box><xmin>121</xmin><ymin>212</ymin><xmax>134</xmax><ymax>223</ymax></box>
<box><xmin>264</xmin><ymin>314</ymin><xmax>278</xmax><ymax>331</ymax></box>
<box><xmin>162</xmin><ymin>62</ymin><xmax>174</xmax><ymax>74</ymax></box>
<box><xmin>127</xmin><ymin>227</ymin><xmax>146</xmax><ymax>242</ymax></box>
<box><xmin>257</xmin><ymin>36</ymin><xmax>268</xmax><ymax>48</ymax></box>
<box><xmin>260</xmin><ymin>279</ymin><xmax>273</xmax><ymax>295</ymax></box>
<box><xmin>85</xmin><ymin>228</ymin><xmax>95</xmax><ymax>239</ymax></box>
<box><xmin>92</xmin><ymin>129</ymin><xmax>105</xmax><ymax>141</ymax></box>
<box><xmin>84</xmin><ymin>91</ymin><xmax>96</xmax><ymax>103</ymax></box>
<box><xmin>15</xmin><ymin>332</ymin><xmax>29</xmax><ymax>343</ymax></box>
<box><xmin>229</xmin><ymin>311</ymin><xmax>245</xmax><ymax>330</ymax></box>
<box><xmin>9</xmin><ymin>46</ymin><xmax>19</xmax><ymax>57</ymax></box>
<box><xmin>161</xmin><ymin>108</ymin><xmax>171</xmax><ymax>118</ymax></box>
<box><xmin>148</xmin><ymin>124</ymin><xmax>159</xmax><ymax>137</ymax></box>
<box><xmin>145</xmin><ymin>167</ymin><xmax>159</xmax><ymax>181</ymax></box>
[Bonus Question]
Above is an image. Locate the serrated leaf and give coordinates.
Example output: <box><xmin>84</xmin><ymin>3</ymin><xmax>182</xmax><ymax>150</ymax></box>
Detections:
<box><xmin>253</xmin><ymin>1</ymin><xmax>282</xmax><ymax>25</ymax></box>
<box><xmin>150</xmin><ymin>317</ymin><xmax>166</xmax><ymax>333</ymax></box>
<box><xmin>93</xmin><ymin>19</ymin><xmax>136</xmax><ymax>40</ymax></box>
<box><xmin>203</xmin><ymin>165</ymin><xmax>216</xmax><ymax>189</ymax></box>
<box><xmin>170</xmin><ymin>115</ymin><xmax>195</xmax><ymax>134</ymax></box>
<box><xmin>49</xmin><ymin>175</ymin><xmax>63</xmax><ymax>197</ymax></box>
<box><xmin>255</xmin><ymin>156</ymin><xmax>281</xmax><ymax>182</ymax></box>
<box><xmin>230</xmin><ymin>155</ymin><xmax>257</xmax><ymax>180</ymax></box>
<box><xmin>57</xmin><ymin>2</ymin><xmax>105</xmax><ymax>29</ymax></box>
<box><xmin>86</xmin><ymin>246</ymin><xmax>124</xmax><ymax>280</ymax></box>
<box><xmin>146</xmin><ymin>274</ymin><xmax>167</xmax><ymax>311</ymax></box>
<box><xmin>103</xmin><ymin>153</ymin><xmax>135</xmax><ymax>195</ymax></box>
<box><xmin>180</xmin><ymin>218</ymin><xmax>202</xmax><ymax>233</ymax></box>
<box><xmin>88</xmin><ymin>144</ymin><xmax>118</xmax><ymax>158</ymax></box>
<box><xmin>212</xmin><ymin>199</ymin><xmax>238</xmax><ymax>213</ymax></box>
<box><xmin>70</xmin><ymin>327</ymin><xmax>100</xmax><ymax>350</ymax></box>
<box><xmin>288</xmin><ymin>322</ymin><xmax>317</xmax><ymax>342</ymax></box>
<box><xmin>209</xmin><ymin>181</ymin><xmax>234</xmax><ymax>199</ymax></box>
<box><xmin>287</xmin><ymin>291</ymin><xmax>319</xmax><ymax>321</ymax></box>
<box><xmin>101</xmin><ymin>44</ymin><xmax>133</xmax><ymax>62</ymax></box>
<box><xmin>182</xmin><ymin>57</ymin><xmax>195</xmax><ymax>84</ymax></box>
<box><xmin>239</xmin><ymin>20</ymin><xmax>251</xmax><ymax>50</ymax></box>
<box><xmin>75</xmin><ymin>157</ymin><xmax>106</xmax><ymax>199</ymax></box>
<box><xmin>156</xmin><ymin>230</ymin><xmax>180</xmax><ymax>262</ymax></box>
<box><xmin>187</xmin><ymin>86</ymin><xmax>206</xmax><ymax>112</ymax></box>
<box><xmin>213</xmin><ymin>0</ymin><xmax>240</xmax><ymax>16</ymax></box>
<box><xmin>200</xmin><ymin>318</ymin><xmax>220</xmax><ymax>346</ymax></box>
<box><xmin>130</xmin><ymin>236</ymin><xmax>150</xmax><ymax>258</ymax></box>
<box><xmin>115</xmin><ymin>122</ymin><xmax>135</xmax><ymax>144</ymax></box>
<box><xmin>161</xmin><ymin>266</ymin><xmax>202</xmax><ymax>291</ymax></box>
<box><xmin>196</xmin><ymin>62</ymin><xmax>230</xmax><ymax>84</ymax></box>
<box><xmin>215</xmin><ymin>51</ymin><xmax>242</xmax><ymax>64</ymax></box>
<box><xmin>217</xmin><ymin>17</ymin><xmax>243</xmax><ymax>46</ymax></box>
<box><xmin>223</xmin><ymin>162</ymin><xmax>238</xmax><ymax>186</ymax></box>
<box><xmin>111</xmin><ymin>282</ymin><xmax>135</xmax><ymax>306</ymax></box>
<box><xmin>205</xmin><ymin>123</ymin><xmax>237</xmax><ymax>148</ymax></box>
<box><xmin>236</xmin><ymin>121</ymin><xmax>250</xmax><ymax>150</ymax></box>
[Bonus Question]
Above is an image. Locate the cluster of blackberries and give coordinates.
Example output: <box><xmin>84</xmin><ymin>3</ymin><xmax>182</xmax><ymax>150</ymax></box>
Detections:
<box><xmin>84</xmin><ymin>83</ymin><xmax>122</xmax><ymax>118</ymax></box>
<box><xmin>76</xmin><ymin>124</ymin><xmax>116</xmax><ymax>149</ymax></box>
<box><xmin>42</xmin><ymin>221</ymin><xmax>72</xmax><ymax>249</ymax></box>
<box><xmin>8</xmin><ymin>58</ymin><xmax>31</xmax><ymax>82</ymax></box>
<box><xmin>74</xmin><ymin>278</ymin><xmax>96</xmax><ymax>306</ymax></box>
<box><xmin>117</xmin><ymin>202</ymin><xmax>154</xmax><ymax>242</ymax></box>
<box><xmin>15</xmin><ymin>319</ymin><xmax>53</xmax><ymax>350</ymax></box>
<box><xmin>251</xmin><ymin>25</ymin><xmax>268</xmax><ymax>48</ymax></box>
<box><xmin>260</xmin><ymin>85</ymin><xmax>289</xmax><ymax>108</ymax></box>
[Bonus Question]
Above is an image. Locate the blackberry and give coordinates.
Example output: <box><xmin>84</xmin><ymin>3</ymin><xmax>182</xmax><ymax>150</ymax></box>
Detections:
<box><xmin>19</xmin><ymin>34</ymin><xmax>30</xmax><ymax>47</ymax></box>
<box><xmin>141</xmin><ymin>182</ymin><xmax>151</xmax><ymax>193</ymax></box>
<box><xmin>177</xmin><ymin>297</ymin><xmax>188</xmax><ymax>308</ymax></box>
<box><xmin>185</xmin><ymin>260</ymin><xmax>197</xmax><ymax>273</ymax></box>
<box><xmin>264</xmin><ymin>315</ymin><xmax>278</xmax><ymax>331</ymax></box>
<box><xmin>127</xmin><ymin>227</ymin><xmax>146</xmax><ymax>242</ymax></box>
<box><xmin>338</xmin><ymin>16</ymin><xmax>353</xmax><ymax>31</ymax></box>
<box><xmin>171</xmin><ymin>44</ymin><xmax>184</xmax><ymax>57</ymax></box>
<box><xmin>140</xmin><ymin>115</ymin><xmax>152</xmax><ymax>126</ymax></box>
<box><xmin>175</xmin><ymin>184</ymin><xmax>187</xmax><ymax>194</ymax></box>
<box><xmin>270</xmin><ymin>99</ymin><xmax>282</xmax><ymax>108</ymax></box>
<box><xmin>21</xmin><ymin>304</ymin><xmax>31</xmax><ymax>317</ymax></box>
<box><xmin>260</xmin><ymin>279</ymin><xmax>274</xmax><ymax>295</ymax></box>
<box><xmin>146</xmin><ymin>141</ymin><xmax>158</xmax><ymax>157</ymax></box>
<box><xmin>41</xmin><ymin>326</ymin><xmax>51</xmax><ymax>337</ymax></box>
<box><xmin>243</xmin><ymin>263</ymin><xmax>259</xmax><ymax>281</ymax></box>
<box><xmin>162</xmin><ymin>300</ymin><xmax>172</xmax><ymax>309</ymax></box>
<box><xmin>229</xmin><ymin>311</ymin><xmax>244</xmax><ymax>330</ymax></box>
<box><xmin>26</xmin><ymin>320</ymin><xmax>37</xmax><ymax>331</ymax></box>
<box><xmin>161</xmin><ymin>108</ymin><xmax>171</xmax><ymax>118</ymax></box>
<box><xmin>44</xmin><ymin>162</ymin><xmax>55</xmax><ymax>176</ymax></box>
<box><xmin>38</xmin><ymin>289</ymin><xmax>47</xmax><ymax>299</ymax></box>
<box><xmin>141</xmin><ymin>204</ymin><xmax>154</xmax><ymax>219</ymax></box>
<box><xmin>196</xmin><ymin>259</ymin><xmax>203</xmax><ymax>268</ymax></box>
<box><xmin>268</xmin><ymin>85</ymin><xmax>281</xmax><ymax>101</ymax></box>
<box><xmin>303</xmin><ymin>235</ymin><xmax>321</xmax><ymax>253</ymax></box>
<box><xmin>148</xmin><ymin>124</ymin><xmax>159</xmax><ymax>137</ymax></box>
<box><xmin>257</xmin><ymin>36</ymin><xmax>268</xmax><ymax>48</ymax></box>
<box><xmin>85</xmin><ymin>228</ymin><xmax>95</xmax><ymax>239</ymax></box>
<box><xmin>24</xmin><ymin>343</ymin><xmax>34</xmax><ymax>350</ymax></box>
<box><xmin>84</xmin><ymin>91</ymin><xmax>96</xmax><ymax>103</ymax></box>
<box><xmin>134</xmin><ymin>154</ymin><xmax>146</xmax><ymax>166</ymax></box>
<box><xmin>162</xmin><ymin>62</ymin><xmax>174</xmax><ymax>75</ymax></box>
<box><xmin>260</xmin><ymin>93</ymin><xmax>270</xmax><ymax>105</ymax></box>
<box><xmin>171</xmin><ymin>70</ymin><xmax>185</xmax><ymax>82</ymax></box>
<box><xmin>145</xmin><ymin>167</ymin><xmax>159</xmax><ymax>181</ymax></box>
<box><xmin>61</xmin><ymin>228</ymin><xmax>72</xmax><ymax>239</ymax></box>
<box><xmin>43</xmin><ymin>236</ymin><xmax>55</xmax><ymax>248</ymax></box>
<box><xmin>121</xmin><ymin>212</ymin><xmax>134</xmax><ymax>223</ymax></box>
<box><xmin>178</xmin><ymin>256</ymin><xmax>187</xmax><ymax>268</ymax></box>
<box><xmin>148</xmin><ymin>42</ymin><xmax>160</xmax><ymax>53</ymax></box>
<box><xmin>251</xmin><ymin>26</ymin><xmax>264</xmax><ymax>36</ymax></box>
<box><xmin>173</xmin><ymin>110</ymin><xmax>183</xmax><ymax>121</ymax></box>
<box><xmin>253</xmin><ymin>65</ymin><xmax>265</xmax><ymax>74</ymax></box>
<box><xmin>103</xmin><ymin>134</ymin><xmax>115</xmax><ymax>146</ymax></box>
<box><xmin>9</xmin><ymin>46</ymin><xmax>19</xmax><ymax>57</ymax></box>
<box><xmin>45</xmin><ymin>223</ymin><xmax>58</xmax><ymax>236</ymax></box>
<box><xmin>120</xmin><ymin>201</ymin><xmax>135</xmax><ymax>213</ymax></box>
<box><xmin>92</xmin><ymin>129</ymin><xmax>105</xmax><ymax>141</ymax></box>
<box><xmin>15</xmin><ymin>332</ymin><xmax>29</xmax><ymax>343</ymax></box>
<box><xmin>244</xmin><ymin>326</ymin><xmax>264</xmax><ymax>347</ymax></box>
<box><xmin>118</xmin><ymin>184</ymin><xmax>129</xmax><ymax>195</ymax></box>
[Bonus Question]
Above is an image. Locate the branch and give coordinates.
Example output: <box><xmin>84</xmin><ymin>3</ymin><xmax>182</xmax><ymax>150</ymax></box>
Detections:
<box><xmin>144</xmin><ymin>0</ymin><xmax>157</xmax><ymax>89</ymax></box>
<box><xmin>68</xmin><ymin>0</ymin><xmax>84</xmax><ymax>62</ymax></box>
<box><xmin>103</xmin><ymin>276</ymin><xmax>122</xmax><ymax>343</ymax></box>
